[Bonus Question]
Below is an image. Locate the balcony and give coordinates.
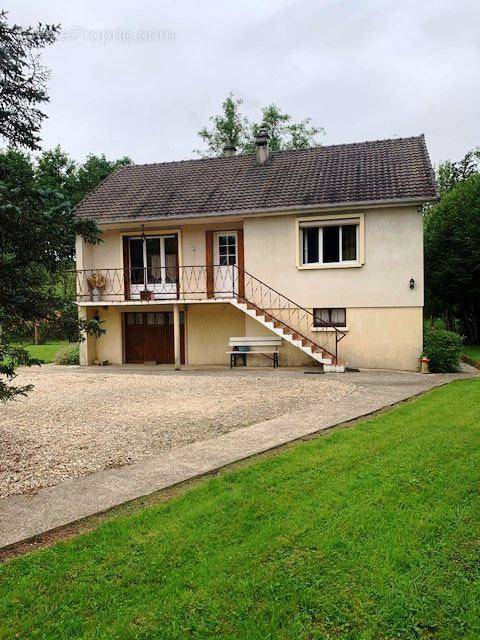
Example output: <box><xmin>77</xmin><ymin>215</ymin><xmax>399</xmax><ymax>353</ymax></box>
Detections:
<box><xmin>71</xmin><ymin>265</ymin><xmax>243</xmax><ymax>304</ymax></box>
<box><xmin>70</xmin><ymin>265</ymin><xmax>346</xmax><ymax>360</ymax></box>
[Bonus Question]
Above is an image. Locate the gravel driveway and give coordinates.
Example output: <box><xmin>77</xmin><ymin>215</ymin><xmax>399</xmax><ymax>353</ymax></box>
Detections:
<box><xmin>0</xmin><ymin>365</ymin><xmax>356</xmax><ymax>498</ymax></box>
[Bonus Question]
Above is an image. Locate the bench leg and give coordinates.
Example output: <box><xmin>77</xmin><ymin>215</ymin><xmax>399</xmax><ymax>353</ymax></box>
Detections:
<box><xmin>274</xmin><ymin>353</ymin><xmax>278</xmax><ymax>368</ymax></box>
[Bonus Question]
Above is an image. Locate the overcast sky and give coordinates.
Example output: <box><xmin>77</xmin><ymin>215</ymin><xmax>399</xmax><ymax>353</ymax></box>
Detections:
<box><xmin>10</xmin><ymin>0</ymin><xmax>480</xmax><ymax>167</ymax></box>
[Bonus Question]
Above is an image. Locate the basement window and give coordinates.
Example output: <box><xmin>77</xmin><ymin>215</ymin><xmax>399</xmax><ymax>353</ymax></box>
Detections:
<box><xmin>301</xmin><ymin>222</ymin><xmax>358</xmax><ymax>265</ymax></box>
<box><xmin>313</xmin><ymin>308</ymin><xmax>346</xmax><ymax>328</ymax></box>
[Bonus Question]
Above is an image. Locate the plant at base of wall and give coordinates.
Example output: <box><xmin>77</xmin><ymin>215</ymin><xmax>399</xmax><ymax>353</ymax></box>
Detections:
<box><xmin>53</xmin><ymin>344</ymin><xmax>79</xmax><ymax>365</ymax></box>
<box><xmin>423</xmin><ymin>320</ymin><xmax>463</xmax><ymax>373</ymax></box>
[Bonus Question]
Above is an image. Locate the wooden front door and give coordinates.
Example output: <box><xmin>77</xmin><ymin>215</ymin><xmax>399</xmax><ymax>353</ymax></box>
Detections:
<box><xmin>124</xmin><ymin>312</ymin><xmax>185</xmax><ymax>364</ymax></box>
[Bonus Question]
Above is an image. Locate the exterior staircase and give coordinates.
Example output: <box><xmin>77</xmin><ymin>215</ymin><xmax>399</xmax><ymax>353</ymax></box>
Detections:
<box><xmin>227</xmin><ymin>267</ymin><xmax>347</xmax><ymax>372</ymax></box>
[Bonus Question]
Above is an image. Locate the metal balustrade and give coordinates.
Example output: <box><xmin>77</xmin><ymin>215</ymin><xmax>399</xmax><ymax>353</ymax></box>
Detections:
<box><xmin>69</xmin><ymin>265</ymin><xmax>346</xmax><ymax>362</ymax></box>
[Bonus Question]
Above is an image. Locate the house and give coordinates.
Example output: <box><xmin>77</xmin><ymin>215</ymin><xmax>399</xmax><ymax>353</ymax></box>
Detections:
<box><xmin>74</xmin><ymin>131</ymin><xmax>437</xmax><ymax>371</ymax></box>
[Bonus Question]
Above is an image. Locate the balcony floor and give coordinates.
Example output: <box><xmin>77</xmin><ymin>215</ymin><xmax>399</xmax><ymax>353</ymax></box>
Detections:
<box><xmin>76</xmin><ymin>298</ymin><xmax>235</xmax><ymax>307</ymax></box>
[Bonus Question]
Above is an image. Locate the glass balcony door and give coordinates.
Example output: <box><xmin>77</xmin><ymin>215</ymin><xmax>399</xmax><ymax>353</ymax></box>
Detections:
<box><xmin>213</xmin><ymin>231</ymin><xmax>238</xmax><ymax>297</ymax></box>
<box><xmin>129</xmin><ymin>235</ymin><xmax>178</xmax><ymax>299</ymax></box>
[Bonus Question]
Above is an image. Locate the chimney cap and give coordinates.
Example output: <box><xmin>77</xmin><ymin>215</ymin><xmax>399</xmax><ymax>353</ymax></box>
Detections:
<box><xmin>223</xmin><ymin>144</ymin><xmax>236</xmax><ymax>157</ymax></box>
<box><xmin>256</xmin><ymin>125</ymin><xmax>270</xmax><ymax>146</ymax></box>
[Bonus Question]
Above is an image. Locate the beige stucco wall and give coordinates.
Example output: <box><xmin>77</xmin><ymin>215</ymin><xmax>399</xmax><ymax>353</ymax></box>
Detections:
<box><xmin>76</xmin><ymin>222</ymin><xmax>242</xmax><ymax>272</ymax></box>
<box><xmin>76</xmin><ymin>207</ymin><xmax>423</xmax><ymax>311</ymax></box>
<box><xmin>78</xmin><ymin>302</ymin><xmax>422</xmax><ymax>370</ymax></box>
<box><xmin>78</xmin><ymin>306</ymin><xmax>96</xmax><ymax>366</ymax></box>
<box><xmin>243</xmin><ymin>207</ymin><xmax>423</xmax><ymax>309</ymax></box>
<box><xmin>186</xmin><ymin>303</ymin><xmax>246</xmax><ymax>365</ymax></box>
<box><xmin>76</xmin><ymin>205</ymin><xmax>424</xmax><ymax>370</ymax></box>
<box><xmin>338</xmin><ymin>306</ymin><xmax>422</xmax><ymax>370</ymax></box>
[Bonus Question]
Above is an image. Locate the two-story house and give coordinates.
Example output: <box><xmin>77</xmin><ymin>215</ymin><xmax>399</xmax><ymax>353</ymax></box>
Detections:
<box><xmin>74</xmin><ymin>131</ymin><xmax>437</xmax><ymax>371</ymax></box>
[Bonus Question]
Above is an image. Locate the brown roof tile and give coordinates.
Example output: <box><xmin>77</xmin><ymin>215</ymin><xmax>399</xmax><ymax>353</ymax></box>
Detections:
<box><xmin>76</xmin><ymin>135</ymin><xmax>437</xmax><ymax>223</ymax></box>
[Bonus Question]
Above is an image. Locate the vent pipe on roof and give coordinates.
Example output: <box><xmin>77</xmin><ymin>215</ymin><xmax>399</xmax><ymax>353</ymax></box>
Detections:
<box><xmin>223</xmin><ymin>145</ymin><xmax>236</xmax><ymax>157</ymax></box>
<box><xmin>256</xmin><ymin>125</ymin><xmax>270</xmax><ymax>165</ymax></box>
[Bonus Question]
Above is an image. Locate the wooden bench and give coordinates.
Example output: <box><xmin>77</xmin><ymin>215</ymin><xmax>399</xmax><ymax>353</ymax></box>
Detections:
<box><xmin>227</xmin><ymin>336</ymin><xmax>282</xmax><ymax>368</ymax></box>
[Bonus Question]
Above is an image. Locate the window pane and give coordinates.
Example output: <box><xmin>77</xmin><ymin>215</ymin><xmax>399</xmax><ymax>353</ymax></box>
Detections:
<box><xmin>330</xmin><ymin>308</ymin><xmax>346</xmax><ymax>326</ymax></box>
<box><xmin>147</xmin><ymin>238</ymin><xmax>162</xmax><ymax>284</ymax></box>
<box><xmin>342</xmin><ymin>225</ymin><xmax>357</xmax><ymax>261</ymax></box>
<box><xmin>164</xmin><ymin>236</ymin><xmax>178</xmax><ymax>283</ymax></box>
<box><xmin>129</xmin><ymin>239</ymin><xmax>144</xmax><ymax>285</ymax></box>
<box><xmin>323</xmin><ymin>226</ymin><xmax>340</xmax><ymax>263</ymax></box>
<box><xmin>313</xmin><ymin>308</ymin><xmax>346</xmax><ymax>327</ymax></box>
<box><xmin>313</xmin><ymin>308</ymin><xmax>329</xmax><ymax>326</ymax></box>
<box><xmin>303</xmin><ymin>228</ymin><xmax>319</xmax><ymax>264</ymax></box>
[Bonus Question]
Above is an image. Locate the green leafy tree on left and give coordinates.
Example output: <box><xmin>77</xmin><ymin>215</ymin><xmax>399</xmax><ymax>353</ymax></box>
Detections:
<box><xmin>0</xmin><ymin>11</ymin><xmax>107</xmax><ymax>401</ymax></box>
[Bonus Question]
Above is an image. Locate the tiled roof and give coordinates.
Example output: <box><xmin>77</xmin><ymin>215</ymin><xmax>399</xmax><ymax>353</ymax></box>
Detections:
<box><xmin>75</xmin><ymin>135</ymin><xmax>437</xmax><ymax>223</ymax></box>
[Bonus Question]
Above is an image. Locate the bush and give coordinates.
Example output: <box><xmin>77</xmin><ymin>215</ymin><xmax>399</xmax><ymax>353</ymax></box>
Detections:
<box><xmin>53</xmin><ymin>344</ymin><xmax>80</xmax><ymax>365</ymax></box>
<box><xmin>423</xmin><ymin>320</ymin><xmax>462</xmax><ymax>373</ymax></box>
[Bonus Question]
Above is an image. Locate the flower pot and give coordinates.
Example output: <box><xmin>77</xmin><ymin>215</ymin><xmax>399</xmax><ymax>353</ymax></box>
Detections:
<box><xmin>420</xmin><ymin>357</ymin><xmax>430</xmax><ymax>374</ymax></box>
<box><xmin>91</xmin><ymin>287</ymin><xmax>102</xmax><ymax>303</ymax></box>
<box><xmin>140</xmin><ymin>289</ymin><xmax>155</xmax><ymax>301</ymax></box>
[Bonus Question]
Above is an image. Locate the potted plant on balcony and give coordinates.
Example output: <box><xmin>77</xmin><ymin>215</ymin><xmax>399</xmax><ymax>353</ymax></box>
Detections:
<box><xmin>140</xmin><ymin>288</ymin><xmax>155</xmax><ymax>301</ymax></box>
<box><xmin>87</xmin><ymin>273</ymin><xmax>107</xmax><ymax>302</ymax></box>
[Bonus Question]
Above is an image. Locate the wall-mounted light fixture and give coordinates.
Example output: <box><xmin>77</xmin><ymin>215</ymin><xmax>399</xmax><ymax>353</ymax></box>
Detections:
<box><xmin>409</xmin><ymin>278</ymin><xmax>415</xmax><ymax>290</ymax></box>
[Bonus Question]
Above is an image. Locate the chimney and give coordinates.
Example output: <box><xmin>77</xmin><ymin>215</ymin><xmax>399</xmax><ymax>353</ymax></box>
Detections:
<box><xmin>255</xmin><ymin>125</ymin><xmax>270</xmax><ymax>164</ymax></box>
<box><xmin>223</xmin><ymin>144</ymin><xmax>236</xmax><ymax>157</ymax></box>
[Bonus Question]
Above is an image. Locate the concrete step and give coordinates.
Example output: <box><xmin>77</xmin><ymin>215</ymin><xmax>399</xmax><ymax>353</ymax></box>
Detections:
<box><xmin>323</xmin><ymin>364</ymin><xmax>346</xmax><ymax>373</ymax></box>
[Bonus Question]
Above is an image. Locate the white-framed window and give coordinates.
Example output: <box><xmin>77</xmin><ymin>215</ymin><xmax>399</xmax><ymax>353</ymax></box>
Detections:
<box><xmin>129</xmin><ymin>234</ymin><xmax>178</xmax><ymax>285</ymax></box>
<box><xmin>301</xmin><ymin>222</ymin><xmax>359</xmax><ymax>266</ymax></box>
<box><xmin>313</xmin><ymin>308</ymin><xmax>346</xmax><ymax>327</ymax></box>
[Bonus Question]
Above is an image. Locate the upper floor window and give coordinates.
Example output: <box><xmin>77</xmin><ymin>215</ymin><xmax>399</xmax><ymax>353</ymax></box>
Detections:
<box><xmin>301</xmin><ymin>222</ymin><xmax>358</xmax><ymax>266</ymax></box>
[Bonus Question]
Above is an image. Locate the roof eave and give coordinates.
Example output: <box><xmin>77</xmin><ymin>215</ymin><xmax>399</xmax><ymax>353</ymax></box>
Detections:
<box><xmin>90</xmin><ymin>195</ymin><xmax>438</xmax><ymax>225</ymax></box>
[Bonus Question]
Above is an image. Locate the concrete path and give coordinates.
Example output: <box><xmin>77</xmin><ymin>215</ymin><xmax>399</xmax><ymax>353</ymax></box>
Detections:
<box><xmin>0</xmin><ymin>367</ymin><xmax>477</xmax><ymax>550</ymax></box>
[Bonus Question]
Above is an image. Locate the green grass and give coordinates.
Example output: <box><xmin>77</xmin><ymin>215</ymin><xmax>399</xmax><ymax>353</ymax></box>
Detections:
<box><xmin>463</xmin><ymin>345</ymin><xmax>480</xmax><ymax>365</ymax></box>
<box><xmin>17</xmin><ymin>340</ymin><xmax>67</xmax><ymax>363</ymax></box>
<box><xmin>1</xmin><ymin>379</ymin><xmax>480</xmax><ymax>640</ymax></box>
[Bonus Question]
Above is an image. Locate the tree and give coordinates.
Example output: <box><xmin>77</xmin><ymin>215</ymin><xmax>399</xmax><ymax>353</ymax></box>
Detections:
<box><xmin>436</xmin><ymin>148</ymin><xmax>480</xmax><ymax>195</ymax></box>
<box><xmin>73</xmin><ymin>153</ymin><xmax>131</xmax><ymax>205</ymax></box>
<box><xmin>0</xmin><ymin>11</ymin><xmax>59</xmax><ymax>150</ymax></box>
<box><xmin>35</xmin><ymin>145</ymin><xmax>77</xmax><ymax>199</ymax></box>
<box><xmin>35</xmin><ymin>147</ymin><xmax>132</xmax><ymax>206</ymax></box>
<box><xmin>0</xmin><ymin>149</ymin><xmax>104</xmax><ymax>400</ymax></box>
<box><xmin>0</xmin><ymin>12</ymin><xmax>105</xmax><ymax>401</ymax></box>
<box><xmin>196</xmin><ymin>94</ymin><xmax>248</xmax><ymax>157</ymax></box>
<box><xmin>424</xmin><ymin>173</ymin><xmax>480</xmax><ymax>343</ymax></box>
<box><xmin>196</xmin><ymin>94</ymin><xmax>324</xmax><ymax>157</ymax></box>
<box><xmin>243</xmin><ymin>104</ymin><xmax>323</xmax><ymax>154</ymax></box>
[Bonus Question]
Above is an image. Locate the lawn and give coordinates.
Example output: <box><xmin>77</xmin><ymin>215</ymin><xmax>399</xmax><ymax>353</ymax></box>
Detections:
<box><xmin>463</xmin><ymin>345</ymin><xmax>480</xmax><ymax>366</ymax></box>
<box><xmin>1</xmin><ymin>378</ymin><xmax>479</xmax><ymax>640</ymax></box>
<box><xmin>17</xmin><ymin>341</ymin><xmax>67</xmax><ymax>363</ymax></box>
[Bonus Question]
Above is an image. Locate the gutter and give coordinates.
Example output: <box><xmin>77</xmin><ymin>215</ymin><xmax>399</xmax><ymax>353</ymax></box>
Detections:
<box><xmin>91</xmin><ymin>195</ymin><xmax>437</xmax><ymax>226</ymax></box>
